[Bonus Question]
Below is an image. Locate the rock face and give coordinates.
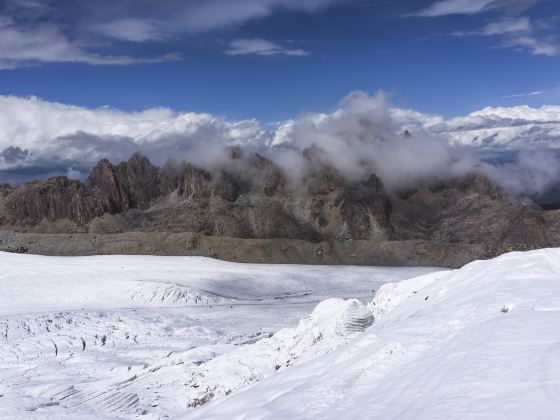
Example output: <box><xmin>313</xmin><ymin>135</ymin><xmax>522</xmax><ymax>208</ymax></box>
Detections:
<box><xmin>0</xmin><ymin>149</ymin><xmax>559</xmax><ymax>267</ymax></box>
<box><xmin>87</xmin><ymin>153</ymin><xmax>167</xmax><ymax>214</ymax></box>
<box><xmin>4</xmin><ymin>177</ymin><xmax>93</xmax><ymax>225</ymax></box>
<box><xmin>390</xmin><ymin>174</ymin><xmax>554</xmax><ymax>254</ymax></box>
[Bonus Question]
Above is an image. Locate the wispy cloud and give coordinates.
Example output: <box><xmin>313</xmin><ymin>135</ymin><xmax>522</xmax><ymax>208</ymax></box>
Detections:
<box><xmin>412</xmin><ymin>0</ymin><xmax>540</xmax><ymax>17</ymax></box>
<box><xmin>226</xmin><ymin>39</ymin><xmax>309</xmax><ymax>57</ymax></box>
<box><xmin>451</xmin><ymin>17</ymin><xmax>532</xmax><ymax>37</ymax></box>
<box><xmin>0</xmin><ymin>19</ymin><xmax>181</xmax><ymax>69</ymax></box>
<box><xmin>1</xmin><ymin>0</ymin><xmax>347</xmax><ymax>68</ymax></box>
<box><xmin>451</xmin><ymin>17</ymin><xmax>558</xmax><ymax>56</ymax></box>
<box><xmin>93</xmin><ymin>18</ymin><xmax>166</xmax><ymax>43</ymax></box>
<box><xmin>11</xmin><ymin>0</ymin><xmax>351</xmax><ymax>40</ymax></box>
<box><xmin>502</xmin><ymin>91</ymin><xmax>544</xmax><ymax>98</ymax></box>
<box><xmin>479</xmin><ymin>17</ymin><xmax>533</xmax><ymax>35</ymax></box>
<box><xmin>161</xmin><ymin>0</ymin><xmax>351</xmax><ymax>34</ymax></box>
<box><xmin>502</xmin><ymin>34</ymin><xmax>558</xmax><ymax>56</ymax></box>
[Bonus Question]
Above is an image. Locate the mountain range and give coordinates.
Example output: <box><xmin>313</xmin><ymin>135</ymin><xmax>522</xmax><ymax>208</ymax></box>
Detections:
<box><xmin>1</xmin><ymin>147</ymin><xmax>558</xmax><ymax>267</ymax></box>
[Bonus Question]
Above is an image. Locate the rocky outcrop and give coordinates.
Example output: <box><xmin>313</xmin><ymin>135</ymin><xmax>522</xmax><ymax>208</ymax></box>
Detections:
<box><xmin>1</xmin><ymin>154</ymin><xmax>176</xmax><ymax>227</ymax></box>
<box><xmin>87</xmin><ymin>153</ymin><xmax>165</xmax><ymax>214</ymax></box>
<box><xmin>177</xmin><ymin>164</ymin><xmax>212</xmax><ymax>202</ymax></box>
<box><xmin>0</xmin><ymin>149</ymin><xmax>558</xmax><ymax>266</ymax></box>
<box><xmin>3</xmin><ymin>177</ymin><xmax>93</xmax><ymax>225</ymax></box>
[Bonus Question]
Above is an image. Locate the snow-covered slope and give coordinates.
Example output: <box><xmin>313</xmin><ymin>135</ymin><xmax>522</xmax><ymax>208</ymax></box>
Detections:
<box><xmin>0</xmin><ymin>252</ymin><xmax>437</xmax><ymax>419</ymax></box>
<box><xmin>192</xmin><ymin>248</ymin><xmax>560</xmax><ymax>420</ymax></box>
<box><xmin>3</xmin><ymin>249</ymin><xmax>560</xmax><ymax>419</ymax></box>
<box><xmin>0</xmin><ymin>253</ymin><xmax>434</xmax><ymax>315</ymax></box>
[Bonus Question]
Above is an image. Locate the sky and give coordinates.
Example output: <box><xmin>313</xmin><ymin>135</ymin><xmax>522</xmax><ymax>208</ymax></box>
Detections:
<box><xmin>0</xmin><ymin>0</ymin><xmax>558</xmax><ymax>122</ymax></box>
<box><xmin>0</xmin><ymin>0</ymin><xmax>559</xmax><ymax>189</ymax></box>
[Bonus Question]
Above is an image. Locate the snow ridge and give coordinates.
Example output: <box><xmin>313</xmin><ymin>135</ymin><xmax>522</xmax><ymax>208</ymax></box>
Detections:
<box><xmin>192</xmin><ymin>249</ymin><xmax>560</xmax><ymax>420</ymax></box>
<box><xmin>127</xmin><ymin>281</ymin><xmax>233</xmax><ymax>306</ymax></box>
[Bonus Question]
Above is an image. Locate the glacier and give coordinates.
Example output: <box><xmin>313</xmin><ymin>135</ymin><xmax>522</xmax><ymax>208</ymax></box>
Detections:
<box><xmin>2</xmin><ymin>249</ymin><xmax>560</xmax><ymax>419</ymax></box>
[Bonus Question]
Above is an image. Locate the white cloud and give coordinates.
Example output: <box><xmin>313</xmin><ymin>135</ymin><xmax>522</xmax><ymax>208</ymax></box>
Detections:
<box><xmin>415</xmin><ymin>0</ymin><xmax>497</xmax><ymax>17</ymax></box>
<box><xmin>11</xmin><ymin>0</ymin><xmax>350</xmax><ymax>41</ymax></box>
<box><xmin>1</xmin><ymin>93</ymin><xmax>559</xmax><ymax>194</ymax></box>
<box><xmin>167</xmin><ymin>0</ymin><xmax>351</xmax><ymax>33</ymax></box>
<box><xmin>451</xmin><ymin>17</ymin><xmax>558</xmax><ymax>56</ymax></box>
<box><xmin>393</xmin><ymin>104</ymin><xmax>560</xmax><ymax>151</ymax></box>
<box><xmin>93</xmin><ymin>18</ymin><xmax>165</xmax><ymax>42</ymax></box>
<box><xmin>0</xmin><ymin>0</ymin><xmax>349</xmax><ymax>68</ymax></box>
<box><xmin>226</xmin><ymin>39</ymin><xmax>309</xmax><ymax>56</ymax></box>
<box><xmin>0</xmin><ymin>19</ymin><xmax>181</xmax><ymax>69</ymax></box>
<box><xmin>480</xmin><ymin>17</ymin><xmax>532</xmax><ymax>35</ymax></box>
<box><xmin>412</xmin><ymin>1</ymin><xmax>557</xmax><ymax>57</ymax></box>
<box><xmin>0</xmin><ymin>95</ymin><xmax>270</xmax><ymax>177</ymax></box>
<box><xmin>502</xmin><ymin>91</ymin><xmax>543</xmax><ymax>98</ymax></box>
<box><xmin>413</xmin><ymin>0</ymin><xmax>539</xmax><ymax>17</ymax></box>
<box><xmin>503</xmin><ymin>34</ymin><xmax>558</xmax><ymax>56</ymax></box>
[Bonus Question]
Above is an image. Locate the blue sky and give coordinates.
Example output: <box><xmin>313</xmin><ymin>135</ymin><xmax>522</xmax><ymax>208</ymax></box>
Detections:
<box><xmin>0</xmin><ymin>0</ymin><xmax>559</xmax><ymax>122</ymax></box>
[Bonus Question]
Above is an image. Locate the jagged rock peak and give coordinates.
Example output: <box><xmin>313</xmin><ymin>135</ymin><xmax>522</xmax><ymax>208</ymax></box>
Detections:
<box><xmin>177</xmin><ymin>164</ymin><xmax>212</xmax><ymax>200</ymax></box>
<box><xmin>0</xmin><ymin>151</ymin><xmax>556</xmax><ymax>266</ymax></box>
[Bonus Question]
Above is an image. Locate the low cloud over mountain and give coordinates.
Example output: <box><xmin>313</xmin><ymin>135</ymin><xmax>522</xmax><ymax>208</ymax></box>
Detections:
<box><xmin>0</xmin><ymin>93</ymin><xmax>559</xmax><ymax>195</ymax></box>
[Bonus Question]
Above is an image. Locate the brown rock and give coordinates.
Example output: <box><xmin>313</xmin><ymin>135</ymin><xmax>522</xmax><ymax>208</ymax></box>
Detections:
<box><xmin>87</xmin><ymin>153</ymin><xmax>162</xmax><ymax>214</ymax></box>
<box><xmin>4</xmin><ymin>177</ymin><xmax>93</xmax><ymax>225</ymax></box>
<box><xmin>1</xmin><ymin>150</ymin><xmax>558</xmax><ymax>268</ymax></box>
<box><xmin>177</xmin><ymin>164</ymin><xmax>212</xmax><ymax>201</ymax></box>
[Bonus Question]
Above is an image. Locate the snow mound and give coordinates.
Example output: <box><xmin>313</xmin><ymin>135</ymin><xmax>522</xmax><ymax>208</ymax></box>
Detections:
<box><xmin>178</xmin><ymin>298</ymin><xmax>373</xmax><ymax>409</ymax></box>
<box><xmin>191</xmin><ymin>248</ymin><xmax>560</xmax><ymax>420</ymax></box>
<box><xmin>127</xmin><ymin>281</ymin><xmax>233</xmax><ymax>305</ymax></box>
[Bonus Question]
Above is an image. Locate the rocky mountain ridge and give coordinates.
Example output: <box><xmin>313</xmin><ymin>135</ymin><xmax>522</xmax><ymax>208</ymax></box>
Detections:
<box><xmin>0</xmin><ymin>148</ymin><xmax>558</xmax><ymax>267</ymax></box>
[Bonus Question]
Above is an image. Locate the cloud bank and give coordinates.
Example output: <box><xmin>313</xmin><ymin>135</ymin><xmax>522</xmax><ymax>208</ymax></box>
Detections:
<box><xmin>0</xmin><ymin>93</ymin><xmax>559</xmax><ymax>196</ymax></box>
<box><xmin>0</xmin><ymin>95</ymin><xmax>271</xmax><ymax>182</ymax></box>
<box><xmin>393</xmin><ymin>104</ymin><xmax>560</xmax><ymax>151</ymax></box>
